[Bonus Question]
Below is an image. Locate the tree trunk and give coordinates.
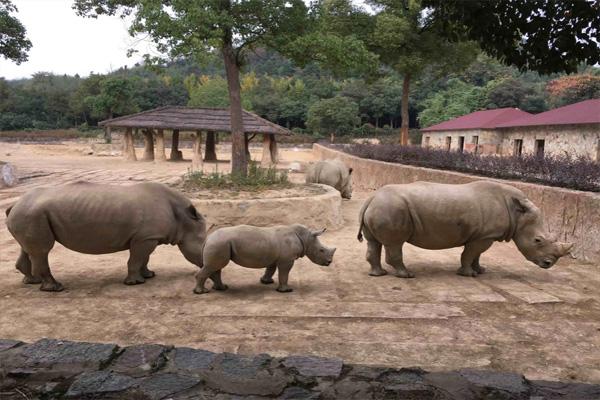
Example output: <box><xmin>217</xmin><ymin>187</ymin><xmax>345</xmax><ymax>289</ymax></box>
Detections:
<box><xmin>223</xmin><ymin>43</ymin><xmax>247</xmax><ymax>175</ymax></box>
<box><xmin>375</xmin><ymin>117</ymin><xmax>379</xmax><ymax>128</ymax></box>
<box><xmin>192</xmin><ymin>131</ymin><xmax>203</xmax><ymax>171</ymax></box>
<box><xmin>400</xmin><ymin>73</ymin><xmax>411</xmax><ymax>145</ymax></box>
<box><xmin>330</xmin><ymin>132</ymin><xmax>335</xmax><ymax>143</ymax></box>
<box><xmin>142</xmin><ymin>129</ymin><xmax>154</xmax><ymax>161</ymax></box>
<box><xmin>170</xmin><ymin>129</ymin><xmax>182</xmax><ymax>161</ymax></box>
<box><xmin>204</xmin><ymin>132</ymin><xmax>217</xmax><ymax>161</ymax></box>
<box><xmin>155</xmin><ymin>129</ymin><xmax>166</xmax><ymax>161</ymax></box>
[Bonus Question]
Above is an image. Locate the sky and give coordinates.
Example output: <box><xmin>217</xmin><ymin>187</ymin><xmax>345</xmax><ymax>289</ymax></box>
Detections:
<box><xmin>0</xmin><ymin>0</ymin><xmax>156</xmax><ymax>80</ymax></box>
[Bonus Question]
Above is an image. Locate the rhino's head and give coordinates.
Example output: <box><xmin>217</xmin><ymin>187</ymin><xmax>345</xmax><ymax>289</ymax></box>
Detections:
<box><xmin>340</xmin><ymin>168</ymin><xmax>353</xmax><ymax>199</ymax></box>
<box><xmin>512</xmin><ymin>198</ymin><xmax>573</xmax><ymax>269</ymax></box>
<box><xmin>177</xmin><ymin>205</ymin><xmax>207</xmax><ymax>267</ymax></box>
<box><xmin>304</xmin><ymin>228</ymin><xmax>336</xmax><ymax>266</ymax></box>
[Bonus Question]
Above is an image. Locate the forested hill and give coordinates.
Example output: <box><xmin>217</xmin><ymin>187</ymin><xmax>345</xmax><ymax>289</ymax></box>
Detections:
<box><xmin>1</xmin><ymin>49</ymin><xmax>598</xmax><ymax>136</ymax></box>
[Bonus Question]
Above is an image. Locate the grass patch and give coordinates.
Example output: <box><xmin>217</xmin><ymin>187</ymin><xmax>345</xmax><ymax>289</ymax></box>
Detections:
<box><xmin>183</xmin><ymin>162</ymin><xmax>293</xmax><ymax>192</ymax></box>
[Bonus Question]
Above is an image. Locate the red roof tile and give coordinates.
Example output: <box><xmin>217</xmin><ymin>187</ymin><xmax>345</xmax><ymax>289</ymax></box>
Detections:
<box><xmin>421</xmin><ymin>108</ymin><xmax>532</xmax><ymax>132</ymax></box>
<box><xmin>497</xmin><ymin>99</ymin><xmax>600</xmax><ymax>128</ymax></box>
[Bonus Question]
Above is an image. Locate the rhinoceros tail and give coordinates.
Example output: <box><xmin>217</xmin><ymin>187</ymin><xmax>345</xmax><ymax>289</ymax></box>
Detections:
<box><xmin>357</xmin><ymin>195</ymin><xmax>374</xmax><ymax>242</ymax></box>
<box><xmin>5</xmin><ymin>204</ymin><xmax>13</xmax><ymax>217</ymax></box>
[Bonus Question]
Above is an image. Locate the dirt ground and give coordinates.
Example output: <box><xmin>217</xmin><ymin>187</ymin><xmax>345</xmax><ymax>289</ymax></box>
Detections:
<box><xmin>1</xmin><ymin>140</ymin><xmax>599</xmax><ymax>384</ymax></box>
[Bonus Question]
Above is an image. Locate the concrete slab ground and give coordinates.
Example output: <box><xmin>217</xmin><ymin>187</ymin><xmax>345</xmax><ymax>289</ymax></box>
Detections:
<box><xmin>0</xmin><ymin>141</ymin><xmax>599</xmax><ymax>384</ymax></box>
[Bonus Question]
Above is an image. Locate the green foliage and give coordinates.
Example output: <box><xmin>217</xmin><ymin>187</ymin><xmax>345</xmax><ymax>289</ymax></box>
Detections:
<box><xmin>306</xmin><ymin>96</ymin><xmax>360</xmax><ymax>136</ymax></box>
<box><xmin>84</xmin><ymin>77</ymin><xmax>139</xmax><ymax>120</ymax></box>
<box><xmin>546</xmin><ymin>74</ymin><xmax>600</xmax><ymax>108</ymax></box>
<box><xmin>419</xmin><ymin>79</ymin><xmax>486</xmax><ymax>127</ymax></box>
<box><xmin>186</xmin><ymin>74</ymin><xmax>252</xmax><ymax>109</ymax></box>
<box><xmin>424</xmin><ymin>0</ymin><xmax>600</xmax><ymax>74</ymax></box>
<box><xmin>0</xmin><ymin>0</ymin><xmax>32</xmax><ymax>64</ymax></box>
<box><xmin>183</xmin><ymin>162</ymin><xmax>291</xmax><ymax>191</ymax></box>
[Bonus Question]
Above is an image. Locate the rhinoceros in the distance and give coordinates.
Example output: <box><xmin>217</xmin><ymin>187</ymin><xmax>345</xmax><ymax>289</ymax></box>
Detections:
<box><xmin>194</xmin><ymin>224</ymin><xmax>336</xmax><ymax>294</ymax></box>
<box><xmin>357</xmin><ymin>181</ymin><xmax>573</xmax><ymax>278</ymax></box>
<box><xmin>5</xmin><ymin>182</ymin><xmax>207</xmax><ymax>291</ymax></box>
<box><xmin>305</xmin><ymin>159</ymin><xmax>353</xmax><ymax>199</ymax></box>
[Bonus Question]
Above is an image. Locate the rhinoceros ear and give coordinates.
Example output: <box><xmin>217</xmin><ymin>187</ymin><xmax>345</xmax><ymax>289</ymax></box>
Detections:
<box><xmin>348</xmin><ymin>168</ymin><xmax>353</xmax><ymax>175</ymax></box>
<box><xmin>513</xmin><ymin>198</ymin><xmax>531</xmax><ymax>213</ymax></box>
<box><xmin>187</xmin><ymin>205</ymin><xmax>201</xmax><ymax>220</ymax></box>
<box><xmin>311</xmin><ymin>228</ymin><xmax>326</xmax><ymax>236</ymax></box>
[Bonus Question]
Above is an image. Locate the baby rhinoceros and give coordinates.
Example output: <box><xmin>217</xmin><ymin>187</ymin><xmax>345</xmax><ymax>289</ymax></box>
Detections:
<box><xmin>5</xmin><ymin>182</ymin><xmax>206</xmax><ymax>291</ymax></box>
<box><xmin>358</xmin><ymin>181</ymin><xmax>573</xmax><ymax>278</ymax></box>
<box><xmin>305</xmin><ymin>159</ymin><xmax>353</xmax><ymax>199</ymax></box>
<box><xmin>194</xmin><ymin>224</ymin><xmax>336</xmax><ymax>294</ymax></box>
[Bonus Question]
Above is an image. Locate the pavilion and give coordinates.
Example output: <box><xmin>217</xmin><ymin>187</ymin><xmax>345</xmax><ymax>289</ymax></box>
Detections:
<box><xmin>99</xmin><ymin>106</ymin><xmax>292</xmax><ymax>169</ymax></box>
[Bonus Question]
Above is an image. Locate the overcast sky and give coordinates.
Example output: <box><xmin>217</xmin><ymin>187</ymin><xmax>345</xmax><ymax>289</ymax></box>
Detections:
<box><xmin>0</xmin><ymin>0</ymin><xmax>155</xmax><ymax>80</ymax></box>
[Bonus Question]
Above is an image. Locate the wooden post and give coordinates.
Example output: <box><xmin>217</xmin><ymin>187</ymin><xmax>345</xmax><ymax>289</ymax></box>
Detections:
<box><xmin>204</xmin><ymin>131</ymin><xmax>217</xmax><ymax>161</ymax></box>
<box><xmin>123</xmin><ymin>127</ymin><xmax>137</xmax><ymax>161</ymax></box>
<box><xmin>244</xmin><ymin>133</ymin><xmax>251</xmax><ymax>160</ymax></box>
<box><xmin>269</xmin><ymin>134</ymin><xmax>278</xmax><ymax>164</ymax></box>
<box><xmin>192</xmin><ymin>131</ymin><xmax>204</xmax><ymax>171</ymax></box>
<box><xmin>142</xmin><ymin>129</ymin><xmax>155</xmax><ymax>161</ymax></box>
<box><xmin>170</xmin><ymin>129</ymin><xmax>183</xmax><ymax>161</ymax></box>
<box><xmin>155</xmin><ymin>129</ymin><xmax>166</xmax><ymax>161</ymax></box>
<box><xmin>261</xmin><ymin>134</ymin><xmax>272</xmax><ymax>167</ymax></box>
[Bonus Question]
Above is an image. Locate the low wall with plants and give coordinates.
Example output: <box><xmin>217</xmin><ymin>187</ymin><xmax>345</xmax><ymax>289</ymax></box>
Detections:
<box><xmin>313</xmin><ymin>144</ymin><xmax>600</xmax><ymax>264</ymax></box>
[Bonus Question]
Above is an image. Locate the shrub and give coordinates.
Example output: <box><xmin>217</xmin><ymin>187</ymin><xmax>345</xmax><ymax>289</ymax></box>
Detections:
<box><xmin>183</xmin><ymin>162</ymin><xmax>291</xmax><ymax>191</ymax></box>
<box><xmin>335</xmin><ymin>144</ymin><xmax>600</xmax><ymax>192</ymax></box>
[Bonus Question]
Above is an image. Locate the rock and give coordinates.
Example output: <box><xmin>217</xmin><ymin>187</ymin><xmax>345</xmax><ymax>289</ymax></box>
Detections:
<box><xmin>378</xmin><ymin>368</ymin><xmax>438</xmax><ymax>399</ymax></box>
<box><xmin>82</xmin><ymin>148</ymin><xmax>94</xmax><ymax>155</ymax></box>
<box><xmin>321</xmin><ymin>377</ymin><xmax>374</xmax><ymax>400</ymax></box>
<box><xmin>203</xmin><ymin>353</ymin><xmax>289</xmax><ymax>396</ymax></box>
<box><xmin>278</xmin><ymin>386</ymin><xmax>320</xmax><ymax>399</ymax></box>
<box><xmin>65</xmin><ymin>370</ymin><xmax>136</xmax><ymax>398</ymax></box>
<box><xmin>172</xmin><ymin>347</ymin><xmax>217</xmax><ymax>374</ymax></box>
<box><xmin>288</xmin><ymin>162</ymin><xmax>302</xmax><ymax>172</ymax></box>
<box><xmin>531</xmin><ymin>380</ymin><xmax>600</xmax><ymax>400</ymax></box>
<box><xmin>136</xmin><ymin>372</ymin><xmax>202</xmax><ymax>400</ymax></box>
<box><xmin>281</xmin><ymin>355</ymin><xmax>343</xmax><ymax>378</ymax></box>
<box><xmin>424</xmin><ymin>371</ymin><xmax>477</xmax><ymax>400</ymax></box>
<box><xmin>110</xmin><ymin>344</ymin><xmax>170</xmax><ymax>377</ymax></box>
<box><xmin>0</xmin><ymin>162</ymin><xmax>18</xmax><ymax>187</ymax></box>
<box><xmin>0</xmin><ymin>339</ymin><xmax>22</xmax><ymax>352</ymax></box>
<box><xmin>459</xmin><ymin>369</ymin><xmax>530</xmax><ymax>399</ymax></box>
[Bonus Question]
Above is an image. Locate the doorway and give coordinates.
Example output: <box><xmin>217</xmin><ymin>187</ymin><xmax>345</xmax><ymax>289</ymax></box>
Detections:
<box><xmin>458</xmin><ymin>136</ymin><xmax>465</xmax><ymax>153</ymax></box>
<box><xmin>535</xmin><ymin>139</ymin><xmax>545</xmax><ymax>158</ymax></box>
<box><xmin>513</xmin><ymin>139</ymin><xmax>523</xmax><ymax>157</ymax></box>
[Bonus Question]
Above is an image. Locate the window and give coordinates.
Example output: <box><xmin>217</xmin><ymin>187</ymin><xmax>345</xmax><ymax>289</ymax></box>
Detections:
<box><xmin>472</xmin><ymin>136</ymin><xmax>479</xmax><ymax>154</ymax></box>
<box><xmin>458</xmin><ymin>136</ymin><xmax>465</xmax><ymax>153</ymax></box>
<box><xmin>445</xmin><ymin>136</ymin><xmax>452</xmax><ymax>151</ymax></box>
<box><xmin>424</xmin><ymin>136</ymin><xmax>430</xmax><ymax>147</ymax></box>
<box><xmin>513</xmin><ymin>139</ymin><xmax>523</xmax><ymax>157</ymax></box>
<box><xmin>535</xmin><ymin>139</ymin><xmax>545</xmax><ymax>158</ymax></box>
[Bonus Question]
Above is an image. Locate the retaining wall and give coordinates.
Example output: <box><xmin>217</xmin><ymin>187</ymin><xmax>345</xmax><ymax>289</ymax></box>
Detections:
<box><xmin>313</xmin><ymin>144</ymin><xmax>600</xmax><ymax>264</ymax></box>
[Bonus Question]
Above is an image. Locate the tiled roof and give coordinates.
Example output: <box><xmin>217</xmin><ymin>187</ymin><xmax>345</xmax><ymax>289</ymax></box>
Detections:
<box><xmin>497</xmin><ymin>99</ymin><xmax>600</xmax><ymax>128</ymax></box>
<box><xmin>421</xmin><ymin>108</ymin><xmax>532</xmax><ymax>132</ymax></box>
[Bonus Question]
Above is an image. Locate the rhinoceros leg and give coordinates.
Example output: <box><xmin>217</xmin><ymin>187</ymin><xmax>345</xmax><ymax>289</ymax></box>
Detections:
<box><xmin>260</xmin><ymin>264</ymin><xmax>277</xmax><ymax>284</ymax></box>
<box><xmin>30</xmin><ymin>252</ymin><xmax>63</xmax><ymax>292</ymax></box>
<box><xmin>276</xmin><ymin>261</ymin><xmax>294</xmax><ymax>293</ymax></box>
<box><xmin>472</xmin><ymin>256</ymin><xmax>486</xmax><ymax>274</ymax></box>
<box><xmin>124</xmin><ymin>240</ymin><xmax>158</xmax><ymax>285</ymax></box>
<box><xmin>384</xmin><ymin>244</ymin><xmax>414</xmax><ymax>278</ymax></box>
<box><xmin>140</xmin><ymin>264</ymin><xmax>155</xmax><ymax>279</ymax></box>
<box><xmin>458</xmin><ymin>240</ymin><xmax>494</xmax><ymax>277</ymax></box>
<box><xmin>366</xmin><ymin>240</ymin><xmax>388</xmax><ymax>276</ymax></box>
<box><xmin>210</xmin><ymin>270</ymin><xmax>228</xmax><ymax>291</ymax></box>
<box><xmin>16</xmin><ymin>249</ymin><xmax>42</xmax><ymax>284</ymax></box>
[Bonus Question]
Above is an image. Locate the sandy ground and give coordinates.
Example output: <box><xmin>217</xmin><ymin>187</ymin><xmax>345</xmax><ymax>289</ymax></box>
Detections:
<box><xmin>0</xmin><ymin>140</ymin><xmax>599</xmax><ymax>384</ymax></box>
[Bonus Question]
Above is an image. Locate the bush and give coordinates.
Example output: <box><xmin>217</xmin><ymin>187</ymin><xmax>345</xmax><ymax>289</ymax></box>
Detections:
<box><xmin>336</xmin><ymin>144</ymin><xmax>600</xmax><ymax>192</ymax></box>
<box><xmin>183</xmin><ymin>162</ymin><xmax>291</xmax><ymax>191</ymax></box>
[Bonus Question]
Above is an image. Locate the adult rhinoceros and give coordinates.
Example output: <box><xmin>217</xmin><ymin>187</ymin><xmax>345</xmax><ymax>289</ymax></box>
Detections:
<box><xmin>5</xmin><ymin>182</ymin><xmax>207</xmax><ymax>291</ymax></box>
<box><xmin>357</xmin><ymin>181</ymin><xmax>573</xmax><ymax>278</ymax></box>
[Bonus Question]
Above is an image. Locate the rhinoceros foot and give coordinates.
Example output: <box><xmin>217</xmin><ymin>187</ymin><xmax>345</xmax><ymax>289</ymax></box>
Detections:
<box><xmin>369</xmin><ymin>268</ymin><xmax>388</xmax><ymax>277</ymax></box>
<box><xmin>22</xmin><ymin>276</ymin><xmax>42</xmax><ymax>284</ymax></box>
<box><xmin>141</xmin><ymin>268</ymin><xmax>156</xmax><ymax>279</ymax></box>
<box><xmin>193</xmin><ymin>286</ymin><xmax>210</xmax><ymax>295</ymax></box>
<box><xmin>457</xmin><ymin>266</ymin><xmax>478</xmax><ymax>277</ymax></box>
<box><xmin>260</xmin><ymin>277</ymin><xmax>275</xmax><ymax>284</ymax></box>
<box><xmin>393</xmin><ymin>270</ymin><xmax>415</xmax><ymax>278</ymax></box>
<box><xmin>40</xmin><ymin>281</ymin><xmax>64</xmax><ymax>292</ymax></box>
<box><xmin>276</xmin><ymin>286</ymin><xmax>293</xmax><ymax>293</ymax></box>
<box><xmin>124</xmin><ymin>275</ymin><xmax>146</xmax><ymax>285</ymax></box>
<box><xmin>473</xmin><ymin>265</ymin><xmax>486</xmax><ymax>274</ymax></box>
<box><xmin>213</xmin><ymin>284</ymin><xmax>229</xmax><ymax>291</ymax></box>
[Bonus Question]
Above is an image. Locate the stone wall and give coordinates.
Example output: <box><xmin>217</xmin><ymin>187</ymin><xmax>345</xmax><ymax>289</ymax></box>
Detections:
<box><xmin>1</xmin><ymin>338</ymin><xmax>599</xmax><ymax>399</ymax></box>
<box><xmin>313</xmin><ymin>144</ymin><xmax>600</xmax><ymax>264</ymax></box>
<box><xmin>421</xmin><ymin>129</ymin><xmax>502</xmax><ymax>155</ymax></box>
<box><xmin>499</xmin><ymin>124</ymin><xmax>600</xmax><ymax>160</ymax></box>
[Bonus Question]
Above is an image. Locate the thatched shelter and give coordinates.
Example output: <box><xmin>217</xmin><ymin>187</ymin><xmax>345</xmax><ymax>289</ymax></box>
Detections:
<box><xmin>99</xmin><ymin>106</ymin><xmax>292</xmax><ymax>169</ymax></box>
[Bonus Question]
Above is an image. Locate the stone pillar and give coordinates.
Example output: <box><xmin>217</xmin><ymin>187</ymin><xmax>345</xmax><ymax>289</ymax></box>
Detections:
<box><xmin>261</xmin><ymin>134</ymin><xmax>273</xmax><ymax>167</ymax></box>
<box><xmin>170</xmin><ymin>129</ymin><xmax>183</xmax><ymax>161</ymax></box>
<box><xmin>123</xmin><ymin>127</ymin><xmax>137</xmax><ymax>161</ymax></box>
<box><xmin>142</xmin><ymin>129</ymin><xmax>155</xmax><ymax>161</ymax></box>
<box><xmin>192</xmin><ymin>131</ymin><xmax>204</xmax><ymax>171</ymax></box>
<box><xmin>244</xmin><ymin>133</ymin><xmax>251</xmax><ymax>160</ymax></box>
<box><xmin>204</xmin><ymin>132</ymin><xmax>217</xmax><ymax>161</ymax></box>
<box><xmin>155</xmin><ymin>129</ymin><xmax>166</xmax><ymax>161</ymax></box>
<box><xmin>270</xmin><ymin>134</ymin><xmax>278</xmax><ymax>164</ymax></box>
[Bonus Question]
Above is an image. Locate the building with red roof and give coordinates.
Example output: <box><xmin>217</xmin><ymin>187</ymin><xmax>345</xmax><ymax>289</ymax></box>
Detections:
<box><xmin>421</xmin><ymin>99</ymin><xmax>600</xmax><ymax>160</ymax></box>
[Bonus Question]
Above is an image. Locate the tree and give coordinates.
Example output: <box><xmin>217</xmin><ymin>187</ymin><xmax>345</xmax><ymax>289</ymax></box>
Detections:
<box><xmin>367</xmin><ymin>0</ymin><xmax>478</xmax><ymax>144</ymax></box>
<box><xmin>306</xmin><ymin>96</ymin><xmax>360</xmax><ymax>141</ymax></box>
<box><xmin>74</xmin><ymin>0</ymin><xmax>310</xmax><ymax>175</ymax></box>
<box><xmin>0</xmin><ymin>0</ymin><xmax>32</xmax><ymax>64</ymax></box>
<box><xmin>424</xmin><ymin>0</ymin><xmax>600</xmax><ymax>74</ymax></box>
<box><xmin>546</xmin><ymin>74</ymin><xmax>600</xmax><ymax>107</ymax></box>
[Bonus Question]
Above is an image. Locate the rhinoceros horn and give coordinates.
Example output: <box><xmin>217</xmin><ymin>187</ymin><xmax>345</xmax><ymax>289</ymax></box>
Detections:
<box><xmin>558</xmin><ymin>242</ymin><xmax>574</xmax><ymax>256</ymax></box>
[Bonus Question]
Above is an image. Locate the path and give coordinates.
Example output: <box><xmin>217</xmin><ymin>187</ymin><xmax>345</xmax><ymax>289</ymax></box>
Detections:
<box><xmin>0</xmin><ymin>141</ymin><xmax>599</xmax><ymax>384</ymax></box>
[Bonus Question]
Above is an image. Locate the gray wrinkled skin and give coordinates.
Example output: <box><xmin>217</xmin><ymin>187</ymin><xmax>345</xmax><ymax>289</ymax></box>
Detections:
<box><xmin>305</xmin><ymin>159</ymin><xmax>353</xmax><ymax>199</ymax></box>
<box><xmin>5</xmin><ymin>182</ymin><xmax>206</xmax><ymax>291</ymax></box>
<box><xmin>194</xmin><ymin>224</ymin><xmax>336</xmax><ymax>294</ymax></box>
<box><xmin>357</xmin><ymin>181</ymin><xmax>573</xmax><ymax>278</ymax></box>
